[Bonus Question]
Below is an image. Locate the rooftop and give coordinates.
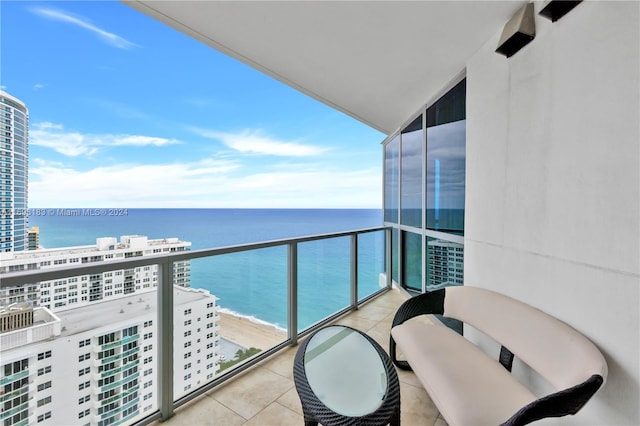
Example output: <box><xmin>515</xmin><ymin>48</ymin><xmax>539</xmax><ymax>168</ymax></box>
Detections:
<box><xmin>0</xmin><ymin>235</ymin><xmax>190</xmax><ymax>263</ymax></box>
<box><xmin>55</xmin><ymin>286</ymin><xmax>216</xmax><ymax>337</ymax></box>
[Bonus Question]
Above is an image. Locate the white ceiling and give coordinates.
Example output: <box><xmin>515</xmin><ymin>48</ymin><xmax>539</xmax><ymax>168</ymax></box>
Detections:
<box><xmin>123</xmin><ymin>1</ymin><xmax>526</xmax><ymax>135</ymax></box>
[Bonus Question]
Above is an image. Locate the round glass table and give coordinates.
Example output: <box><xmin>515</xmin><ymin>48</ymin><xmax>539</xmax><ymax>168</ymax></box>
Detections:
<box><xmin>293</xmin><ymin>325</ymin><xmax>400</xmax><ymax>426</ymax></box>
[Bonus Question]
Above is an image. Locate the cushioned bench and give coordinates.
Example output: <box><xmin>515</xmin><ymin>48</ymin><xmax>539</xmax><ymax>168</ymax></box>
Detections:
<box><xmin>390</xmin><ymin>286</ymin><xmax>607</xmax><ymax>426</ymax></box>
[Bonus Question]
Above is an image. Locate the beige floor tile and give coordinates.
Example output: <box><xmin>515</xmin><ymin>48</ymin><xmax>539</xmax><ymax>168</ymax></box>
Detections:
<box><xmin>166</xmin><ymin>291</ymin><xmax>442</xmax><ymax>425</ymax></box>
<box><xmin>156</xmin><ymin>394</ymin><xmax>246</xmax><ymax>426</ymax></box>
<box><xmin>260</xmin><ymin>346</ymin><xmax>297</xmax><ymax>379</ymax></box>
<box><xmin>244</xmin><ymin>402</ymin><xmax>303</xmax><ymax>426</ymax></box>
<box><xmin>395</xmin><ymin>366</ymin><xmax>424</xmax><ymax>388</ymax></box>
<box><xmin>399</xmin><ymin>381</ymin><xmax>440</xmax><ymax>426</ymax></box>
<box><xmin>275</xmin><ymin>387</ymin><xmax>304</xmax><ymax>416</ymax></box>
<box><xmin>208</xmin><ymin>367</ymin><xmax>293</xmax><ymax>420</ymax></box>
<box><xmin>366</xmin><ymin>292</ymin><xmax>407</xmax><ymax>311</ymax></box>
<box><xmin>353</xmin><ymin>303</ymin><xmax>395</xmax><ymax>322</ymax></box>
<box><xmin>364</xmin><ymin>320</ymin><xmax>393</xmax><ymax>353</ymax></box>
<box><xmin>332</xmin><ymin>313</ymin><xmax>379</xmax><ymax>332</ymax></box>
<box><xmin>434</xmin><ymin>413</ymin><xmax>449</xmax><ymax>426</ymax></box>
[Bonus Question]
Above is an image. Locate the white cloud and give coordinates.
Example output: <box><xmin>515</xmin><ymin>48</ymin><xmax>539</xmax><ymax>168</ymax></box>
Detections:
<box><xmin>32</xmin><ymin>158</ymin><xmax>65</xmax><ymax>168</ymax></box>
<box><xmin>30</xmin><ymin>122</ymin><xmax>180</xmax><ymax>156</ymax></box>
<box><xmin>31</xmin><ymin>7</ymin><xmax>138</xmax><ymax>50</ymax></box>
<box><xmin>29</xmin><ymin>160</ymin><xmax>381</xmax><ymax>208</ymax></box>
<box><xmin>33</xmin><ymin>84</ymin><xmax>45</xmax><ymax>91</ymax></box>
<box><xmin>193</xmin><ymin>128</ymin><xmax>328</xmax><ymax>157</ymax></box>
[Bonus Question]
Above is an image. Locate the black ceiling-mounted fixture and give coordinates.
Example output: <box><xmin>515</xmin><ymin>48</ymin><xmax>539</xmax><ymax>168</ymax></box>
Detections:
<box><xmin>539</xmin><ymin>0</ymin><xmax>582</xmax><ymax>22</ymax></box>
<box><xmin>495</xmin><ymin>3</ymin><xmax>536</xmax><ymax>58</ymax></box>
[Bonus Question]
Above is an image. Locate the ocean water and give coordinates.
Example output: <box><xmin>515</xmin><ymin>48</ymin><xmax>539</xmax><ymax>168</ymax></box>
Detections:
<box><xmin>30</xmin><ymin>209</ymin><xmax>385</xmax><ymax>330</ymax></box>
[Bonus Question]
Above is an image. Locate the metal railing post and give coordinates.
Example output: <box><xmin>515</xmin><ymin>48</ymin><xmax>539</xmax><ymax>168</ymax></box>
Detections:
<box><xmin>385</xmin><ymin>228</ymin><xmax>392</xmax><ymax>289</ymax></box>
<box><xmin>350</xmin><ymin>234</ymin><xmax>358</xmax><ymax>309</ymax></box>
<box><xmin>158</xmin><ymin>259</ymin><xmax>175</xmax><ymax>421</ymax></box>
<box><xmin>287</xmin><ymin>242</ymin><xmax>298</xmax><ymax>346</ymax></box>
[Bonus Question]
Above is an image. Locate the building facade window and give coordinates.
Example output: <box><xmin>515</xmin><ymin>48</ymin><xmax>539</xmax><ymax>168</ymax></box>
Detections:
<box><xmin>383</xmin><ymin>78</ymin><xmax>466</xmax><ymax>293</ymax></box>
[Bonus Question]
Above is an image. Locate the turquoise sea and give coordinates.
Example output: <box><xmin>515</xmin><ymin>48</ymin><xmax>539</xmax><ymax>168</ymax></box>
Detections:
<box><xmin>30</xmin><ymin>209</ymin><xmax>385</xmax><ymax>330</ymax></box>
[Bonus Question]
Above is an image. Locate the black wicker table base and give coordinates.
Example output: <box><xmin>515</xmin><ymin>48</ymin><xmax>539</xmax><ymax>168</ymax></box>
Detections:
<box><xmin>293</xmin><ymin>325</ymin><xmax>400</xmax><ymax>426</ymax></box>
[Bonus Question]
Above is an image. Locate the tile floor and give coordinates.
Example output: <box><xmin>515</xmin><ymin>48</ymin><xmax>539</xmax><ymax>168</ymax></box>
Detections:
<box><xmin>155</xmin><ymin>288</ymin><xmax>447</xmax><ymax>426</ymax></box>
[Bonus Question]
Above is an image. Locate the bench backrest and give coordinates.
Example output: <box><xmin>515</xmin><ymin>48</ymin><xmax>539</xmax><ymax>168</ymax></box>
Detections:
<box><xmin>443</xmin><ymin>286</ymin><xmax>607</xmax><ymax>391</ymax></box>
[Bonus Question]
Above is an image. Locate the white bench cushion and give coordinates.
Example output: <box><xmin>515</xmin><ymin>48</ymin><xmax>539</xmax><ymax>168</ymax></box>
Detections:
<box><xmin>392</xmin><ymin>319</ymin><xmax>536</xmax><ymax>426</ymax></box>
<box><xmin>443</xmin><ymin>286</ymin><xmax>608</xmax><ymax>391</ymax></box>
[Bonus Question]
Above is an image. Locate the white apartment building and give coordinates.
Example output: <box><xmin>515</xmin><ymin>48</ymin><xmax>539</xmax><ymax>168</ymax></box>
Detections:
<box><xmin>0</xmin><ymin>235</ymin><xmax>191</xmax><ymax>311</ymax></box>
<box><xmin>426</xmin><ymin>240</ymin><xmax>464</xmax><ymax>290</ymax></box>
<box><xmin>0</xmin><ymin>286</ymin><xmax>220</xmax><ymax>426</ymax></box>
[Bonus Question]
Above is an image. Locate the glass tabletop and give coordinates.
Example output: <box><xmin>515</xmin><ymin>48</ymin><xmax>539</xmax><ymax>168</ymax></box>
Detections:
<box><xmin>303</xmin><ymin>325</ymin><xmax>388</xmax><ymax>417</ymax></box>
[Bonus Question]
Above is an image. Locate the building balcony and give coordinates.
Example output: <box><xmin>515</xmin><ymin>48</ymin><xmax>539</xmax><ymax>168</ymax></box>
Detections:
<box><xmin>0</xmin><ymin>385</ymin><xmax>28</xmax><ymax>403</ymax></box>
<box><xmin>97</xmin><ymin>373</ymin><xmax>140</xmax><ymax>393</ymax></box>
<box><xmin>150</xmin><ymin>288</ymin><xmax>447</xmax><ymax>426</ymax></box>
<box><xmin>0</xmin><ymin>401</ymin><xmax>29</xmax><ymax>421</ymax></box>
<box><xmin>95</xmin><ymin>347</ymin><xmax>140</xmax><ymax>366</ymax></box>
<box><xmin>96</xmin><ymin>334</ymin><xmax>140</xmax><ymax>352</ymax></box>
<box><xmin>0</xmin><ymin>227</ymin><xmax>442</xmax><ymax>424</ymax></box>
<box><xmin>0</xmin><ymin>369</ymin><xmax>29</xmax><ymax>386</ymax></box>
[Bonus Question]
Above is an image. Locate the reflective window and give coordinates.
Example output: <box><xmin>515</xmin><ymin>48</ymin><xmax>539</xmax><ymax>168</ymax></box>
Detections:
<box><xmin>426</xmin><ymin>80</ymin><xmax>466</xmax><ymax>235</ymax></box>
<box><xmin>402</xmin><ymin>231</ymin><xmax>422</xmax><ymax>291</ymax></box>
<box><xmin>400</xmin><ymin>115</ymin><xmax>423</xmax><ymax>228</ymax></box>
<box><xmin>382</xmin><ymin>78</ymin><xmax>465</xmax><ymax>292</ymax></box>
<box><xmin>384</xmin><ymin>135</ymin><xmax>400</xmax><ymax>223</ymax></box>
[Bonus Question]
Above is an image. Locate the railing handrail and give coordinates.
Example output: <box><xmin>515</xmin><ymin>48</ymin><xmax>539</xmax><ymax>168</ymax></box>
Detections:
<box><xmin>0</xmin><ymin>226</ymin><xmax>388</xmax><ymax>287</ymax></box>
<box><xmin>0</xmin><ymin>225</ymin><xmax>392</xmax><ymax>426</ymax></box>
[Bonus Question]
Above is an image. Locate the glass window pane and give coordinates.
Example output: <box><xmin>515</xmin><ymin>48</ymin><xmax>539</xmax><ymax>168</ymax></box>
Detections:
<box><xmin>426</xmin><ymin>80</ymin><xmax>466</xmax><ymax>235</ymax></box>
<box><xmin>400</xmin><ymin>115</ymin><xmax>423</xmax><ymax>228</ymax></box>
<box><xmin>384</xmin><ymin>135</ymin><xmax>400</xmax><ymax>223</ymax></box>
<box><xmin>426</xmin><ymin>237</ymin><xmax>464</xmax><ymax>291</ymax></box>
<box><xmin>402</xmin><ymin>231</ymin><xmax>422</xmax><ymax>292</ymax></box>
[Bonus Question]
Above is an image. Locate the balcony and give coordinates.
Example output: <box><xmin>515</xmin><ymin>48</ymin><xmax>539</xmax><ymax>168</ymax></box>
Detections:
<box><xmin>99</xmin><ymin>372</ymin><xmax>140</xmax><ymax>393</ymax></box>
<box><xmin>1</xmin><ymin>227</ymin><xmax>429</xmax><ymax>424</ymax></box>
<box><xmin>0</xmin><ymin>369</ymin><xmax>29</xmax><ymax>385</ymax></box>
<box><xmin>0</xmin><ymin>401</ymin><xmax>29</xmax><ymax>421</ymax></box>
<box><xmin>151</xmin><ymin>288</ymin><xmax>447</xmax><ymax>426</ymax></box>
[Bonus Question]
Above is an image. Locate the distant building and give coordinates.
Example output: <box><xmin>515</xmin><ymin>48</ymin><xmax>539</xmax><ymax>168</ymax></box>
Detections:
<box><xmin>0</xmin><ymin>235</ymin><xmax>191</xmax><ymax>310</ymax></box>
<box><xmin>0</xmin><ymin>286</ymin><xmax>220</xmax><ymax>426</ymax></box>
<box><xmin>427</xmin><ymin>239</ymin><xmax>464</xmax><ymax>290</ymax></box>
<box><xmin>0</xmin><ymin>91</ymin><xmax>29</xmax><ymax>252</ymax></box>
<box><xmin>28</xmin><ymin>226</ymin><xmax>39</xmax><ymax>250</ymax></box>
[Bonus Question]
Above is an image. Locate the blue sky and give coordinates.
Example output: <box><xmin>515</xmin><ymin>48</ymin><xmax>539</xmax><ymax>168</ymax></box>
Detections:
<box><xmin>1</xmin><ymin>1</ymin><xmax>384</xmax><ymax>208</ymax></box>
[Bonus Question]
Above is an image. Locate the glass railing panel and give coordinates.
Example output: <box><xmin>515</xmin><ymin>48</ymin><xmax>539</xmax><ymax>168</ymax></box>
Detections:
<box><xmin>357</xmin><ymin>230</ymin><xmax>386</xmax><ymax>302</ymax></box>
<box><xmin>297</xmin><ymin>236</ymin><xmax>351</xmax><ymax>331</ymax></box>
<box><xmin>1</xmin><ymin>227</ymin><xmax>388</xmax><ymax>423</ymax></box>
<box><xmin>93</xmin><ymin>293</ymin><xmax>157</xmax><ymax>424</ymax></box>
<box><xmin>173</xmin><ymin>246</ymin><xmax>288</xmax><ymax>401</ymax></box>
<box><xmin>0</xmin><ymin>268</ymin><xmax>157</xmax><ymax>426</ymax></box>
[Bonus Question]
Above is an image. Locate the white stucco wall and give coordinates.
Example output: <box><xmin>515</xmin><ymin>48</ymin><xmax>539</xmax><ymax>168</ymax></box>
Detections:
<box><xmin>464</xmin><ymin>1</ymin><xmax>639</xmax><ymax>424</ymax></box>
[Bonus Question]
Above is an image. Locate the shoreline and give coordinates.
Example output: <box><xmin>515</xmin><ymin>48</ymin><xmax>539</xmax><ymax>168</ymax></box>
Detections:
<box><xmin>217</xmin><ymin>311</ymin><xmax>287</xmax><ymax>352</ymax></box>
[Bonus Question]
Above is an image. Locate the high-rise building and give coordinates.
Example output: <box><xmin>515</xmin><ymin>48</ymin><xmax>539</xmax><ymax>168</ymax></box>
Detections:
<box><xmin>0</xmin><ymin>235</ymin><xmax>191</xmax><ymax>310</ymax></box>
<box><xmin>27</xmin><ymin>227</ymin><xmax>39</xmax><ymax>251</ymax></box>
<box><xmin>0</xmin><ymin>91</ymin><xmax>28</xmax><ymax>252</ymax></box>
<box><xmin>426</xmin><ymin>239</ymin><xmax>464</xmax><ymax>290</ymax></box>
<box><xmin>0</xmin><ymin>286</ymin><xmax>220</xmax><ymax>426</ymax></box>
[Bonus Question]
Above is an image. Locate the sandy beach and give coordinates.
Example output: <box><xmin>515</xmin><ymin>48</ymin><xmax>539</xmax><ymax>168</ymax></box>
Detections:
<box><xmin>217</xmin><ymin>311</ymin><xmax>287</xmax><ymax>352</ymax></box>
